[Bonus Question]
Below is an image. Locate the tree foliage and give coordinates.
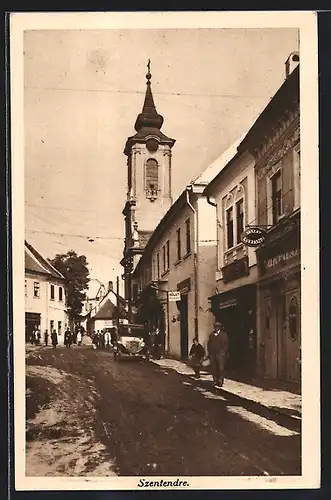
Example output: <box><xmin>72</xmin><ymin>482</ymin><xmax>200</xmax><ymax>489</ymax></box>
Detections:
<box><xmin>49</xmin><ymin>250</ymin><xmax>90</xmax><ymax>321</ymax></box>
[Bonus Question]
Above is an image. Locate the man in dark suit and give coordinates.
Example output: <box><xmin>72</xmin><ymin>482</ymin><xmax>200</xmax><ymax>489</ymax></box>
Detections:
<box><xmin>207</xmin><ymin>322</ymin><xmax>229</xmax><ymax>388</ymax></box>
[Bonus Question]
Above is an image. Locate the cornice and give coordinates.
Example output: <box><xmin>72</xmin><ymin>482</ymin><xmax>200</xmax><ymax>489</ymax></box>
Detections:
<box><xmin>255</xmin><ymin>116</ymin><xmax>300</xmax><ymax>180</ymax></box>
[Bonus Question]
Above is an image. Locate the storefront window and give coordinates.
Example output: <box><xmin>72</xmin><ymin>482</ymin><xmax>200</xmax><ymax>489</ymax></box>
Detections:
<box><xmin>289</xmin><ymin>296</ymin><xmax>298</xmax><ymax>341</ymax></box>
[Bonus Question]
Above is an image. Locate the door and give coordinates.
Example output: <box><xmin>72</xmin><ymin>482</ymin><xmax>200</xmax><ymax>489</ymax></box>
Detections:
<box><xmin>286</xmin><ymin>289</ymin><xmax>301</xmax><ymax>381</ymax></box>
<box><xmin>180</xmin><ymin>294</ymin><xmax>189</xmax><ymax>359</ymax></box>
<box><xmin>277</xmin><ymin>293</ymin><xmax>287</xmax><ymax>379</ymax></box>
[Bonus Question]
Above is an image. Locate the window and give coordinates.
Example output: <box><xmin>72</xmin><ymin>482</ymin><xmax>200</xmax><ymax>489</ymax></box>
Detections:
<box><xmin>50</xmin><ymin>320</ymin><xmax>54</xmax><ymax>332</ymax></box>
<box><xmin>50</xmin><ymin>284</ymin><xmax>55</xmax><ymax>300</ymax></box>
<box><xmin>145</xmin><ymin>159</ymin><xmax>159</xmax><ymax>200</ymax></box>
<box><xmin>59</xmin><ymin>286</ymin><xmax>63</xmax><ymax>302</ymax></box>
<box><xmin>132</xmin><ymin>284</ymin><xmax>139</xmax><ymax>302</ymax></box>
<box><xmin>226</xmin><ymin>207</ymin><xmax>234</xmax><ymax>249</ymax></box>
<box><xmin>176</xmin><ymin>228</ymin><xmax>181</xmax><ymax>261</ymax></box>
<box><xmin>293</xmin><ymin>147</ymin><xmax>300</xmax><ymax>210</ymax></box>
<box><xmin>157</xmin><ymin>253</ymin><xmax>160</xmax><ymax>279</ymax></box>
<box><xmin>33</xmin><ymin>281</ymin><xmax>40</xmax><ymax>298</ymax></box>
<box><xmin>166</xmin><ymin>240</ymin><xmax>170</xmax><ymax>270</ymax></box>
<box><xmin>25</xmin><ymin>280</ymin><xmax>27</xmax><ymax>296</ymax></box>
<box><xmin>236</xmin><ymin>199</ymin><xmax>244</xmax><ymax>245</ymax></box>
<box><xmin>162</xmin><ymin>245</ymin><xmax>166</xmax><ymax>272</ymax></box>
<box><xmin>185</xmin><ymin>218</ymin><xmax>191</xmax><ymax>255</ymax></box>
<box><xmin>271</xmin><ymin>170</ymin><xmax>282</xmax><ymax>224</ymax></box>
<box><xmin>58</xmin><ymin>321</ymin><xmax>62</xmax><ymax>335</ymax></box>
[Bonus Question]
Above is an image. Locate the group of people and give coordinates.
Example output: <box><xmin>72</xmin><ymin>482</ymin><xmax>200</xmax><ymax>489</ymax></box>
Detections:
<box><xmin>92</xmin><ymin>329</ymin><xmax>116</xmax><ymax>349</ymax></box>
<box><xmin>29</xmin><ymin>325</ymin><xmax>85</xmax><ymax>349</ymax></box>
<box><xmin>188</xmin><ymin>321</ymin><xmax>229</xmax><ymax>388</ymax></box>
<box><xmin>64</xmin><ymin>327</ymin><xmax>83</xmax><ymax>348</ymax></box>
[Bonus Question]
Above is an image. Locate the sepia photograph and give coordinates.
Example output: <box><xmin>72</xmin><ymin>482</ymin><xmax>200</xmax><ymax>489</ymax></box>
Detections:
<box><xmin>9</xmin><ymin>10</ymin><xmax>319</xmax><ymax>491</ymax></box>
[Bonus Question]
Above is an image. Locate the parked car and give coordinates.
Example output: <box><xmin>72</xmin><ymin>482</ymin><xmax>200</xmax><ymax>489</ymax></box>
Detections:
<box><xmin>112</xmin><ymin>323</ymin><xmax>150</xmax><ymax>362</ymax></box>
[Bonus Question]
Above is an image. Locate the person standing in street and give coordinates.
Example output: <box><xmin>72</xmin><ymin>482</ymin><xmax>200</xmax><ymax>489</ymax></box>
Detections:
<box><xmin>44</xmin><ymin>329</ymin><xmax>49</xmax><ymax>347</ymax></box>
<box><xmin>207</xmin><ymin>322</ymin><xmax>229</xmax><ymax>388</ymax></box>
<box><xmin>64</xmin><ymin>328</ymin><xmax>72</xmax><ymax>348</ymax></box>
<box><xmin>188</xmin><ymin>337</ymin><xmax>205</xmax><ymax>378</ymax></box>
<box><xmin>76</xmin><ymin>329</ymin><xmax>82</xmax><ymax>346</ymax></box>
<box><xmin>51</xmin><ymin>329</ymin><xmax>58</xmax><ymax>349</ymax></box>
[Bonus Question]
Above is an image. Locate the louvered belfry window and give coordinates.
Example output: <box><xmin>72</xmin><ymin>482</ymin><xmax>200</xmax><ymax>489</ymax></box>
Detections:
<box><xmin>145</xmin><ymin>158</ymin><xmax>159</xmax><ymax>200</ymax></box>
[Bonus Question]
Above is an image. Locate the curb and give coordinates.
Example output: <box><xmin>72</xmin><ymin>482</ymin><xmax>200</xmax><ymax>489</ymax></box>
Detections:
<box><xmin>151</xmin><ymin>359</ymin><xmax>301</xmax><ymax>429</ymax></box>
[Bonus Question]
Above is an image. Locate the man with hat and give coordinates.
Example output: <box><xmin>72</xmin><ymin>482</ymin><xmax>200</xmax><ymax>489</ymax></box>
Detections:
<box><xmin>207</xmin><ymin>322</ymin><xmax>229</xmax><ymax>388</ymax></box>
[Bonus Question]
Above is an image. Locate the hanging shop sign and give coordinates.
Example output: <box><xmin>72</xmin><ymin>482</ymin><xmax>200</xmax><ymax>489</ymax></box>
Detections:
<box><xmin>168</xmin><ymin>291</ymin><xmax>181</xmax><ymax>302</ymax></box>
<box><xmin>241</xmin><ymin>227</ymin><xmax>267</xmax><ymax>247</ymax></box>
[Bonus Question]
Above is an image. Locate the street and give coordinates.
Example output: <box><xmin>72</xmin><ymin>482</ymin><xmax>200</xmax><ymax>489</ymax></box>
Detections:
<box><xmin>25</xmin><ymin>346</ymin><xmax>301</xmax><ymax>477</ymax></box>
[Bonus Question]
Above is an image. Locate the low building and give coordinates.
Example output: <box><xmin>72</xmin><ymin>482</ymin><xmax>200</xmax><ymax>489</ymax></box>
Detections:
<box><xmin>25</xmin><ymin>240</ymin><xmax>68</xmax><ymax>345</ymax></box>
<box><xmin>203</xmin><ymin>138</ymin><xmax>258</xmax><ymax>376</ymax></box>
<box><xmin>84</xmin><ymin>285</ymin><xmax>128</xmax><ymax>335</ymax></box>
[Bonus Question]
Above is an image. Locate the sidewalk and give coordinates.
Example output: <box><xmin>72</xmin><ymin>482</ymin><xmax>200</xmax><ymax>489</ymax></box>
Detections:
<box><xmin>151</xmin><ymin>358</ymin><xmax>301</xmax><ymax>421</ymax></box>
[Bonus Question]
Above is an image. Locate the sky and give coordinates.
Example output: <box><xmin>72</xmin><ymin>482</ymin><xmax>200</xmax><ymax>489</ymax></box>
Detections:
<box><xmin>24</xmin><ymin>27</ymin><xmax>299</xmax><ymax>297</ymax></box>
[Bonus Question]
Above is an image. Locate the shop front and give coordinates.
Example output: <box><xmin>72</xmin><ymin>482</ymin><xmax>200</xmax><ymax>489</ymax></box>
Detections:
<box><xmin>25</xmin><ymin>312</ymin><xmax>41</xmax><ymax>343</ymax></box>
<box><xmin>135</xmin><ymin>283</ymin><xmax>166</xmax><ymax>355</ymax></box>
<box><xmin>256</xmin><ymin>214</ymin><xmax>301</xmax><ymax>382</ymax></box>
<box><xmin>210</xmin><ymin>283</ymin><xmax>257</xmax><ymax>375</ymax></box>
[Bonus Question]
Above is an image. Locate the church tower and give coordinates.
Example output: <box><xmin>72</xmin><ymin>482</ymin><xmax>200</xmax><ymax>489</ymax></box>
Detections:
<box><xmin>121</xmin><ymin>62</ymin><xmax>175</xmax><ymax>305</ymax></box>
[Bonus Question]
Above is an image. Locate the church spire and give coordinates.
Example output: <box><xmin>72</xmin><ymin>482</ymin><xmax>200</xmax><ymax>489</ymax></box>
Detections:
<box><xmin>134</xmin><ymin>60</ymin><xmax>164</xmax><ymax>132</ymax></box>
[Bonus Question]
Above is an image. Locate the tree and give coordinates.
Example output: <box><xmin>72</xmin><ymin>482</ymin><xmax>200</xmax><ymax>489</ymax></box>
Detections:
<box><xmin>49</xmin><ymin>250</ymin><xmax>90</xmax><ymax>322</ymax></box>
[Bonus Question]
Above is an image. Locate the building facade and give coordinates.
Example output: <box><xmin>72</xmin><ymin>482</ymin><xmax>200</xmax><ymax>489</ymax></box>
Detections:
<box><xmin>25</xmin><ymin>241</ymin><xmax>68</xmax><ymax>345</ymax></box>
<box><xmin>204</xmin><ymin>141</ymin><xmax>258</xmax><ymax>375</ymax></box>
<box><xmin>121</xmin><ymin>62</ymin><xmax>175</xmax><ymax>316</ymax></box>
<box><xmin>238</xmin><ymin>59</ymin><xmax>300</xmax><ymax>382</ymax></box>
<box><xmin>131</xmin><ymin>178</ymin><xmax>217</xmax><ymax>359</ymax></box>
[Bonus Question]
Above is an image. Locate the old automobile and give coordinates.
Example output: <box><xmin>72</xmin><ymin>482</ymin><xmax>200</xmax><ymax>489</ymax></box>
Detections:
<box><xmin>112</xmin><ymin>323</ymin><xmax>150</xmax><ymax>362</ymax></box>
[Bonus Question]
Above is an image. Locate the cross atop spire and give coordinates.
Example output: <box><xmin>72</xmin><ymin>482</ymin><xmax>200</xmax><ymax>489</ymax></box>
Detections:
<box><xmin>134</xmin><ymin>61</ymin><xmax>164</xmax><ymax>132</ymax></box>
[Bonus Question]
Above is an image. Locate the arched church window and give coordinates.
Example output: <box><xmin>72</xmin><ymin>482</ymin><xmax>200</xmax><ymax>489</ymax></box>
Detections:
<box><xmin>145</xmin><ymin>158</ymin><xmax>159</xmax><ymax>201</ymax></box>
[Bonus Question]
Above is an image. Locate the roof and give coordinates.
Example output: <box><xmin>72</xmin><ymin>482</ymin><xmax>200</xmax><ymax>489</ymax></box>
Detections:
<box><xmin>124</xmin><ymin>65</ymin><xmax>175</xmax><ymax>155</ymax></box>
<box><xmin>93</xmin><ymin>298</ymin><xmax>127</xmax><ymax>320</ymax></box>
<box><xmin>238</xmin><ymin>64</ymin><xmax>299</xmax><ymax>153</ymax></box>
<box><xmin>203</xmin><ymin>65</ymin><xmax>300</xmax><ymax>197</ymax></box>
<box><xmin>25</xmin><ymin>240</ymin><xmax>65</xmax><ymax>280</ymax></box>
<box><xmin>191</xmin><ymin>135</ymin><xmax>245</xmax><ymax>187</ymax></box>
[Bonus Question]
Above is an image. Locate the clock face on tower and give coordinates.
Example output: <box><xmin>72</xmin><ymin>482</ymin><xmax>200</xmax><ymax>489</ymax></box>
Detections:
<box><xmin>146</xmin><ymin>138</ymin><xmax>159</xmax><ymax>153</ymax></box>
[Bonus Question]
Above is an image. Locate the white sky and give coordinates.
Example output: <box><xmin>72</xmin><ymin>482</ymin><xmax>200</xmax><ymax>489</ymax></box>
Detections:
<box><xmin>24</xmin><ymin>27</ymin><xmax>299</xmax><ymax>296</ymax></box>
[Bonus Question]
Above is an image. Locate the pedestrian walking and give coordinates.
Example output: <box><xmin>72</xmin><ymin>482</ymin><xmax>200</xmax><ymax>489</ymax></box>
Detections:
<box><xmin>51</xmin><ymin>329</ymin><xmax>58</xmax><ymax>349</ymax></box>
<box><xmin>76</xmin><ymin>330</ymin><xmax>82</xmax><ymax>345</ymax></box>
<box><xmin>207</xmin><ymin>322</ymin><xmax>229</xmax><ymax>388</ymax></box>
<box><xmin>188</xmin><ymin>337</ymin><xmax>205</xmax><ymax>378</ymax></box>
<box><xmin>64</xmin><ymin>328</ymin><xmax>72</xmax><ymax>348</ymax></box>
<box><xmin>96</xmin><ymin>331</ymin><xmax>102</xmax><ymax>349</ymax></box>
<box><xmin>33</xmin><ymin>326</ymin><xmax>41</xmax><ymax>345</ymax></box>
<box><xmin>104</xmin><ymin>330</ymin><xmax>111</xmax><ymax>349</ymax></box>
<box><xmin>44</xmin><ymin>329</ymin><xmax>49</xmax><ymax>347</ymax></box>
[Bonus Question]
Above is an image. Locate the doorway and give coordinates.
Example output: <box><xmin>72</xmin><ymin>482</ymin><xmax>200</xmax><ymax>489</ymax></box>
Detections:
<box><xmin>180</xmin><ymin>294</ymin><xmax>189</xmax><ymax>359</ymax></box>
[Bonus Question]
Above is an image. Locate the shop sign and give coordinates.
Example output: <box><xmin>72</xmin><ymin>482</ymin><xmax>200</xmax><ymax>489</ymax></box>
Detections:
<box><xmin>177</xmin><ymin>278</ymin><xmax>191</xmax><ymax>294</ymax></box>
<box><xmin>241</xmin><ymin>227</ymin><xmax>267</xmax><ymax>247</ymax></box>
<box><xmin>222</xmin><ymin>256</ymin><xmax>249</xmax><ymax>284</ymax></box>
<box><xmin>264</xmin><ymin>248</ymin><xmax>300</xmax><ymax>270</ymax></box>
<box><xmin>218</xmin><ymin>298</ymin><xmax>237</xmax><ymax>310</ymax></box>
<box><xmin>168</xmin><ymin>291</ymin><xmax>181</xmax><ymax>302</ymax></box>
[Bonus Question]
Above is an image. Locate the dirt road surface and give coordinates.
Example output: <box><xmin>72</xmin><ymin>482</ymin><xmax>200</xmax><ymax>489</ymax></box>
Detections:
<box><xmin>25</xmin><ymin>346</ymin><xmax>301</xmax><ymax>477</ymax></box>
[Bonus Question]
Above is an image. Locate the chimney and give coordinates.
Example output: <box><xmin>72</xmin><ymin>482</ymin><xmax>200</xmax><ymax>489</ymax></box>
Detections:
<box><xmin>285</xmin><ymin>51</ymin><xmax>299</xmax><ymax>78</ymax></box>
<box><xmin>108</xmin><ymin>281</ymin><xmax>113</xmax><ymax>292</ymax></box>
